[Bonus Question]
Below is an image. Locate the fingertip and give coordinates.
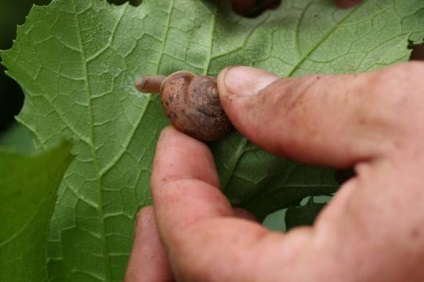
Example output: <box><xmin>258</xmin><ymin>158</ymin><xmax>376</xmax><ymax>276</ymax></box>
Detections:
<box><xmin>157</xmin><ymin>126</ymin><xmax>180</xmax><ymax>143</ymax></box>
<box><xmin>218</xmin><ymin>66</ymin><xmax>279</xmax><ymax>99</ymax></box>
<box><xmin>135</xmin><ymin>206</ymin><xmax>155</xmax><ymax>235</ymax></box>
<box><xmin>156</xmin><ymin>126</ymin><xmax>209</xmax><ymax>156</ymax></box>
<box><xmin>152</xmin><ymin>125</ymin><xmax>220</xmax><ymax>193</ymax></box>
<box><xmin>217</xmin><ymin>66</ymin><xmax>280</xmax><ymax>138</ymax></box>
<box><xmin>134</xmin><ymin>206</ymin><xmax>160</xmax><ymax>244</ymax></box>
<box><xmin>126</xmin><ymin>206</ymin><xmax>173</xmax><ymax>282</ymax></box>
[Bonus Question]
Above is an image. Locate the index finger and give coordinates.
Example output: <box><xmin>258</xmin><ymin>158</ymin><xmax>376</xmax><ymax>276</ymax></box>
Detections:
<box><xmin>151</xmin><ymin>127</ymin><xmax>286</xmax><ymax>281</ymax></box>
<box><xmin>151</xmin><ymin>126</ymin><xmax>234</xmax><ymax>237</ymax></box>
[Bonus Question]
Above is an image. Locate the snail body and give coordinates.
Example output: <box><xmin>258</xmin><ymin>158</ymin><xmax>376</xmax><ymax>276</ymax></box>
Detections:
<box><xmin>135</xmin><ymin>71</ymin><xmax>232</xmax><ymax>142</ymax></box>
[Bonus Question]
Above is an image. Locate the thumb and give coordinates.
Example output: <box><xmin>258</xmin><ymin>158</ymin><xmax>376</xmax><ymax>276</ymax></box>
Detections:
<box><xmin>217</xmin><ymin>66</ymin><xmax>385</xmax><ymax>168</ymax></box>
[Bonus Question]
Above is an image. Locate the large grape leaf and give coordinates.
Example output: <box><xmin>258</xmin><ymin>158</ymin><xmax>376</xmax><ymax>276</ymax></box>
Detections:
<box><xmin>1</xmin><ymin>0</ymin><xmax>423</xmax><ymax>280</ymax></box>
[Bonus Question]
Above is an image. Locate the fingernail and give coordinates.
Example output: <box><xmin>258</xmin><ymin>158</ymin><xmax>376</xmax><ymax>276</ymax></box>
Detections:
<box><xmin>222</xmin><ymin>66</ymin><xmax>279</xmax><ymax>97</ymax></box>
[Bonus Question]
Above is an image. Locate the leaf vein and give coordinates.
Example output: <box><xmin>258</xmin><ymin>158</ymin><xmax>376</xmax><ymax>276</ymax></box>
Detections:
<box><xmin>72</xmin><ymin>0</ymin><xmax>112</xmax><ymax>279</ymax></box>
<box><xmin>287</xmin><ymin>3</ymin><xmax>362</xmax><ymax>76</ymax></box>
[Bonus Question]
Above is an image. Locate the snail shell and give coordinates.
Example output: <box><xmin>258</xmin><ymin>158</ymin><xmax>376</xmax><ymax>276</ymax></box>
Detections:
<box><xmin>136</xmin><ymin>71</ymin><xmax>232</xmax><ymax>142</ymax></box>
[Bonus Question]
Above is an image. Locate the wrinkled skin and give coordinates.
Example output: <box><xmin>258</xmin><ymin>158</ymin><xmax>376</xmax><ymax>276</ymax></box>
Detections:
<box><xmin>126</xmin><ymin>62</ymin><xmax>424</xmax><ymax>282</ymax></box>
<box><xmin>125</xmin><ymin>1</ymin><xmax>424</xmax><ymax>282</ymax></box>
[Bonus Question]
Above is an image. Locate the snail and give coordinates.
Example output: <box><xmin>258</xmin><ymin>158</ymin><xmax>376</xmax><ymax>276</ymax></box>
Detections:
<box><xmin>135</xmin><ymin>71</ymin><xmax>232</xmax><ymax>142</ymax></box>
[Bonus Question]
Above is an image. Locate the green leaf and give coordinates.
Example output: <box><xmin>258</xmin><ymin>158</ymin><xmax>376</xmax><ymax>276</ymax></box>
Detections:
<box><xmin>0</xmin><ymin>141</ymin><xmax>73</xmax><ymax>282</ymax></box>
<box><xmin>285</xmin><ymin>197</ymin><xmax>327</xmax><ymax>230</ymax></box>
<box><xmin>263</xmin><ymin>209</ymin><xmax>287</xmax><ymax>232</ymax></box>
<box><xmin>0</xmin><ymin>123</ymin><xmax>33</xmax><ymax>154</ymax></box>
<box><xmin>1</xmin><ymin>0</ymin><xmax>423</xmax><ymax>280</ymax></box>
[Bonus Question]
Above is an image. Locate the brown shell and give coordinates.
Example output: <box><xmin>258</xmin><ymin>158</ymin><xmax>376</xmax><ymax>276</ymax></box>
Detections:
<box><xmin>136</xmin><ymin>71</ymin><xmax>232</xmax><ymax>142</ymax></box>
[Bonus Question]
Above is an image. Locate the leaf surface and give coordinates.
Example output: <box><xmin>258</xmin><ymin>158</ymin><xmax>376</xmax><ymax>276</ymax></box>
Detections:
<box><xmin>0</xmin><ymin>123</ymin><xmax>33</xmax><ymax>154</ymax></box>
<box><xmin>285</xmin><ymin>197</ymin><xmax>327</xmax><ymax>230</ymax></box>
<box><xmin>0</xmin><ymin>141</ymin><xmax>73</xmax><ymax>282</ymax></box>
<box><xmin>2</xmin><ymin>0</ymin><xmax>423</xmax><ymax>280</ymax></box>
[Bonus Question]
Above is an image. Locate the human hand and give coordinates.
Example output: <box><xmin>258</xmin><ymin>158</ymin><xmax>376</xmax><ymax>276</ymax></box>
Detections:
<box><xmin>126</xmin><ymin>62</ymin><xmax>424</xmax><ymax>281</ymax></box>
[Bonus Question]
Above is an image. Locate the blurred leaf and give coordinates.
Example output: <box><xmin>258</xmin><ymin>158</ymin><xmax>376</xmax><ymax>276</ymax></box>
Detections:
<box><xmin>263</xmin><ymin>208</ymin><xmax>287</xmax><ymax>232</ymax></box>
<box><xmin>0</xmin><ymin>123</ymin><xmax>32</xmax><ymax>154</ymax></box>
<box><xmin>1</xmin><ymin>0</ymin><xmax>424</xmax><ymax>280</ymax></box>
<box><xmin>286</xmin><ymin>198</ymin><xmax>326</xmax><ymax>230</ymax></box>
<box><xmin>0</xmin><ymin>141</ymin><xmax>73</xmax><ymax>281</ymax></box>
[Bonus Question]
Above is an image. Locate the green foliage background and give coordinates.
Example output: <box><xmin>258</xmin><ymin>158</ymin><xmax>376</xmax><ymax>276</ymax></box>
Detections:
<box><xmin>1</xmin><ymin>0</ymin><xmax>423</xmax><ymax>280</ymax></box>
<box><xmin>0</xmin><ymin>142</ymin><xmax>73</xmax><ymax>281</ymax></box>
